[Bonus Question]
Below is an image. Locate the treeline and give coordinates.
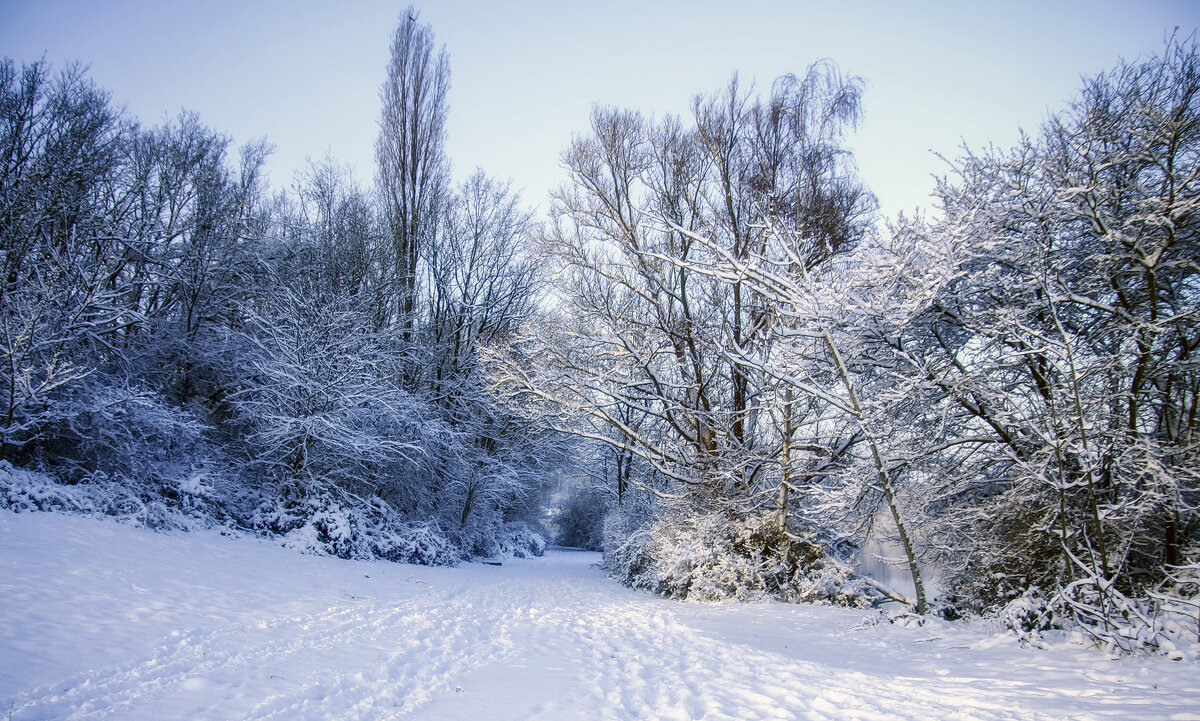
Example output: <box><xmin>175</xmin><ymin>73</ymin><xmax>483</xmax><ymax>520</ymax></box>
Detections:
<box><xmin>0</xmin><ymin>10</ymin><xmax>562</xmax><ymax>562</ymax></box>
<box><xmin>495</xmin><ymin>41</ymin><xmax>1199</xmax><ymax>653</ymax></box>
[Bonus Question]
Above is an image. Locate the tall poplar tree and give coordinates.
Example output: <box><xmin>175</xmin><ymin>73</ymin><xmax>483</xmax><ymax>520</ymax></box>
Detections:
<box><xmin>375</xmin><ymin>7</ymin><xmax>450</xmax><ymax>334</ymax></box>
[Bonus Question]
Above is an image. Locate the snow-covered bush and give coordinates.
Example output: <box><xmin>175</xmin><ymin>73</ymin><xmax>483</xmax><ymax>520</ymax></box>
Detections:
<box><xmin>0</xmin><ymin>461</ymin><xmax>237</xmax><ymax>532</ymax></box>
<box><xmin>46</xmin><ymin>378</ymin><xmax>221</xmax><ymax>481</ymax></box>
<box><xmin>250</xmin><ymin>488</ymin><xmax>461</xmax><ymax>566</ymax></box>
<box><xmin>0</xmin><ymin>325</ymin><xmax>542</xmax><ymax>568</ymax></box>
<box><xmin>602</xmin><ymin>507</ymin><xmax>659</xmax><ymax>591</ymax></box>
<box><xmin>991</xmin><ymin>587</ymin><xmax>1060</xmax><ymax>644</ymax></box>
<box><xmin>650</xmin><ymin>513</ymin><xmax>763</xmax><ymax>602</ymax></box>
<box><xmin>1</xmin><ymin>461</ymin><xmax>104</xmax><ymax>515</ymax></box>
<box><xmin>1056</xmin><ymin>575</ymin><xmax>1200</xmax><ymax>658</ymax></box>
<box><xmin>0</xmin><ymin>377</ymin><xmax>248</xmax><ymax>530</ymax></box>
<box><xmin>967</xmin><ymin>574</ymin><xmax>1200</xmax><ymax>659</ymax></box>
<box><xmin>494</xmin><ymin>521</ymin><xmax>549</xmax><ymax>558</ymax></box>
<box><xmin>604</xmin><ymin>508</ymin><xmax>877</xmax><ymax>605</ymax></box>
<box><xmin>225</xmin><ymin>289</ymin><xmax>431</xmax><ymax>500</ymax></box>
<box><xmin>448</xmin><ymin>502</ymin><xmax>549</xmax><ymax>560</ymax></box>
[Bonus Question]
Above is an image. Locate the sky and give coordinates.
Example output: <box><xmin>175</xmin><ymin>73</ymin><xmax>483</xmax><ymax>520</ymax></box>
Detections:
<box><xmin>2</xmin><ymin>0</ymin><xmax>1197</xmax><ymax>220</ymax></box>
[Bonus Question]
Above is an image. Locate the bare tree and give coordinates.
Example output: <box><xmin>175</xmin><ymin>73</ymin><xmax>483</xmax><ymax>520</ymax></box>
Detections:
<box><xmin>291</xmin><ymin>154</ymin><xmax>385</xmax><ymax>309</ymax></box>
<box><xmin>425</xmin><ymin>169</ymin><xmax>539</xmax><ymax>397</ymax></box>
<box><xmin>375</xmin><ymin>7</ymin><xmax>450</xmax><ymax>335</ymax></box>
<box><xmin>498</xmin><ymin>65</ymin><xmax>872</xmax><ymax>532</ymax></box>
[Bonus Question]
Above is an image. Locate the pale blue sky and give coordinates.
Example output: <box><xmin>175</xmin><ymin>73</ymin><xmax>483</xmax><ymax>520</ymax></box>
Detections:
<box><xmin>2</xmin><ymin>0</ymin><xmax>1197</xmax><ymax>219</ymax></box>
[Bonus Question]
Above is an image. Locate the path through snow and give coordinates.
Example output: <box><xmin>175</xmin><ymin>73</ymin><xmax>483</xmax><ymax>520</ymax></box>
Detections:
<box><xmin>1</xmin><ymin>511</ymin><xmax>1198</xmax><ymax>720</ymax></box>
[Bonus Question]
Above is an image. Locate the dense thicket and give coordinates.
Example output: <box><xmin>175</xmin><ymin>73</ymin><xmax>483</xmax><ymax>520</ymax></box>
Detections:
<box><xmin>0</xmin><ymin>8</ymin><xmax>558</xmax><ymax>562</ymax></box>
<box><xmin>914</xmin><ymin>41</ymin><xmax>1200</xmax><ymax>650</ymax></box>
<box><xmin>496</xmin><ymin>41</ymin><xmax>1199</xmax><ymax>652</ymax></box>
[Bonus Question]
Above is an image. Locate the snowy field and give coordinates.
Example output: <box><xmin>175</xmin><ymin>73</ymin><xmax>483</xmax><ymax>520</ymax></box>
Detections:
<box><xmin>1</xmin><ymin>510</ymin><xmax>1198</xmax><ymax>721</ymax></box>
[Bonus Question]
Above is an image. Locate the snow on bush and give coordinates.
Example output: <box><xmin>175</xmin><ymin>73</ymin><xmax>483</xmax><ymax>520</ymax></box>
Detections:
<box><xmin>991</xmin><ymin>587</ymin><xmax>1059</xmax><ymax>646</ymax></box>
<box><xmin>974</xmin><ymin>577</ymin><xmax>1200</xmax><ymax>660</ymax></box>
<box><xmin>1056</xmin><ymin>574</ymin><xmax>1199</xmax><ymax>659</ymax></box>
<box><xmin>449</xmin><ymin>509</ymin><xmax>549</xmax><ymax>561</ymax></box>
<box><xmin>0</xmin><ymin>461</ymin><xmax>231</xmax><ymax>532</ymax></box>
<box><xmin>495</xmin><ymin>521</ymin><xmax>549</xmax><ymax>558</ymax></box>
<box><xmin>0</xmin><ymin>461</ymin><xmax>472</xmax><ymax>567</ymax></box>
<box><xmin>248</xmin><ymin>488</ymin><xmax>461</xmax><ymax>566</ymax></box>
<box><xmin>604</xmin><ymin>508</ymin><xmax>877</xmax><ymax>606</ymax></box>
<box><xmin>650</xmin><ymin>513</ymin><xmax>763</xmax><ymax>602</ymax></box>
<box><xmin>8</xmin><ymin>378</ymin><xmax>244</xmax><ymax>525</ymax></box>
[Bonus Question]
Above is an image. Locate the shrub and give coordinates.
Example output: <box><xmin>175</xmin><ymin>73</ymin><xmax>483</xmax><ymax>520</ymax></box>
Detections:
<box><xmin>604</xmin><ymin>507</ymin><xmax>878</xmax><ymax>606</ymax></box>
<box><xmin>0</xmin><ymin>460</ymin><xmax>236</xmax><ymax>532</ymax></box>
<box><xmin>249</xmin><ymin>488</ymin><xmax>462</xmax><ymax>566</ymax></box>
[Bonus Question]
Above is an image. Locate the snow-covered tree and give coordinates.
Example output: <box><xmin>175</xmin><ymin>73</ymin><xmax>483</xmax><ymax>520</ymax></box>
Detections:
<box><xmin>673</xmin><ymin>216</ymin><xmax>955</xmax><ymax>612</ymax></box>
<box><xmin>0</xmin><ymin>59</ymin><xmax>127</xmax><ymax>458</ymax></box>
<box><xmin>519</xmin><ymin>65</ymin><xmax>871</xmax><ymax>502</ymax></box>
<box><xmin>491</xmin><ymin>64</ymin><xmax>878</xmax><ymax>601</ymax></box>
<box><xmin>912</xmin><ymin>38</ymin><xmax>1200</xmax><ymax>647</ymax></box>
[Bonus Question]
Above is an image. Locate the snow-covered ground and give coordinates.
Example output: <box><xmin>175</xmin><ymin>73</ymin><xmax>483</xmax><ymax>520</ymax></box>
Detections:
<box><xmin>1</xmin><ymin>510</ymin><xmax>1197</xmax><ymax>721</ymax></box>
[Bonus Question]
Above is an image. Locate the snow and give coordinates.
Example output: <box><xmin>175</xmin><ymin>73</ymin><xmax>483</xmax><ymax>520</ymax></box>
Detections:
<box><xmin>2</xmin><ymin>510</ymin><xmax>1198</xmax><ymax>721</ymax></box>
